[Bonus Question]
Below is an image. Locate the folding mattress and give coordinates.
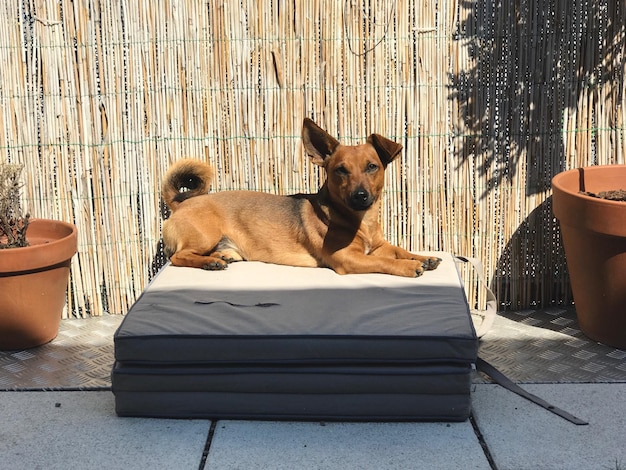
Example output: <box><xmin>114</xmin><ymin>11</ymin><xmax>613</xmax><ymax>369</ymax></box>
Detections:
<box><xmin>112</xmin><ymin>252</ymin><xmax>478</xmax><ymax>421</ymax></box>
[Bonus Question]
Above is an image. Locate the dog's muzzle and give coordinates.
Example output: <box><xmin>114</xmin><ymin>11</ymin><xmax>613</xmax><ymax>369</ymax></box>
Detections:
<box><xmin>348</xmin><ymin>188</ymin><xmax>374</xmax><ymax>211</ymax></box>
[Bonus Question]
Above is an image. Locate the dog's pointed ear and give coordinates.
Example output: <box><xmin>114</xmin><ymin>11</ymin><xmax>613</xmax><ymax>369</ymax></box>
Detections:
<box><xmin>367</xmin><ymin>134</ymin><xmax>403</xmax><ymax>167</ymax></box>
<box><xmin>302</xmin><ymin>118</ymin><xmax>341</xmax><ymax>166</ymax></box>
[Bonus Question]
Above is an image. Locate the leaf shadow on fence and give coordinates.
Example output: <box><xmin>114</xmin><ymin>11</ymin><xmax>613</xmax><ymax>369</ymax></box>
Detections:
<box><xmin>451</xmin><ymin>0</ymin><xmax>625</xmax><ymax>308</ymax></box>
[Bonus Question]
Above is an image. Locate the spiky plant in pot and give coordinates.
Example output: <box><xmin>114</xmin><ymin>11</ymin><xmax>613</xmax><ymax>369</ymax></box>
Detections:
<box><xmin>0</xmin><ymin>162</ymin><xmax>30</xmax><ymax>249</ymax></box>
<box><xmin>0</xmin><ymin>161</ymin><xmax>78</xmax><ymax>350</ymax></box>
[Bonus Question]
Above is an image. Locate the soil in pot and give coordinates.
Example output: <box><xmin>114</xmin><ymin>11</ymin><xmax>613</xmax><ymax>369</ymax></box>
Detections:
<box><xmin>580</xmin><ymin>189</ymin><xmax>626</xmax><ymax>201</ymax></box>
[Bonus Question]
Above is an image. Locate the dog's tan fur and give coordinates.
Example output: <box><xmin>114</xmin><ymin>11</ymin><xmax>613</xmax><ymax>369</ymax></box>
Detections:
<box><xmin>161</xmin><ymin>118</ymin><xmax>441</xmax><ymax>277</ymax></box>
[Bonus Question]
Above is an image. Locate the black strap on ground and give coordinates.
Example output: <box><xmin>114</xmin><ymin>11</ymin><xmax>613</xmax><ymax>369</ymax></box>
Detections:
<box><xmin>476</xmin><ymin>357</ymin><xmax>589</xmax><ymax>426</ymax></box>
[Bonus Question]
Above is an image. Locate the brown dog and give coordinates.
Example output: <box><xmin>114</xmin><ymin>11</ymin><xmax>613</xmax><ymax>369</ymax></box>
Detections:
<box><xmin>161</xmin><ymin>118</ymin><xmax>441</xmax><ymax>277</ymax></box>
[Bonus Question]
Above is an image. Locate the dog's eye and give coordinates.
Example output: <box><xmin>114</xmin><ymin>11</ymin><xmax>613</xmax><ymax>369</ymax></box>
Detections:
<box><xmin>335</xmin><ymin>166</ymin><xmax>349</xmax><ymax>176</ymax></box>
<box><xmin>365</xmin><ymin>163</ymin><xmax>379</xmax><ymax>173</ymax></box>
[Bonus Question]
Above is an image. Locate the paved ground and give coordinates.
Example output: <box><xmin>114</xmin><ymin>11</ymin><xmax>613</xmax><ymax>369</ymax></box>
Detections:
<box><xmin>1</xmin><ymin>308</ymin><xmax>625</xmax><ymax>470</ymax></box>
<box><xmin>2</xmin><ymin>384</ymin><xmax>625</xmax><ymax>469</ymax></box>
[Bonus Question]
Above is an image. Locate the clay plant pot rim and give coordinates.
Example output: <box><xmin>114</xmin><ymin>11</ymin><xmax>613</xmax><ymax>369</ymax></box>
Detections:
<box><xmin>0</xmin><ymin>218</ymin><xmax>77</xmax><ymax>274</ymax></box>
<box><xmin>552</xmin><ymin>165</ymin><xmax>626</xmax><ymax>238</ymax></box>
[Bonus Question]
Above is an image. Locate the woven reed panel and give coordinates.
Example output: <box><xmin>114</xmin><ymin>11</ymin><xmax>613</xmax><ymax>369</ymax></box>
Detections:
<box><xmin>0</xmin><ymin>0</ymin><xmax>624</xmax><ymax>316</ymax></box>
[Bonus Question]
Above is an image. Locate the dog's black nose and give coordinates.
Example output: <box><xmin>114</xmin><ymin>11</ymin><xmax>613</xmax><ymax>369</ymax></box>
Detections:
<box><xmin>349</xmin><ymin>188</ymin><xmax>373</xmax><ymax>210</ymax></box>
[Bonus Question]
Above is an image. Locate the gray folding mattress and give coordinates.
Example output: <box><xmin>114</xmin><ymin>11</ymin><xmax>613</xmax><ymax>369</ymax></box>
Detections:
<box><xmin>112</xmin><ymin>252</ymin><xmax>478</xmax><ymax>421</ymax></box>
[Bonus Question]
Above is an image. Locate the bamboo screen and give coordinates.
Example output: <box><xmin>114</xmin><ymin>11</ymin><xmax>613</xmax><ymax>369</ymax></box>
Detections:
<box><xmin>1</xmin><ymin>0</ymin><xmax>624</xmax><ymax>317</ymax></box>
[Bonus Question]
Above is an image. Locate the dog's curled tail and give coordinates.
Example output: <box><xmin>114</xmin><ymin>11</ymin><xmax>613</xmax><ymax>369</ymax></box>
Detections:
<box><xmin>162</xmin><ymin>158</ymin><xmax>215</xmax><ymax>210</ymax></box>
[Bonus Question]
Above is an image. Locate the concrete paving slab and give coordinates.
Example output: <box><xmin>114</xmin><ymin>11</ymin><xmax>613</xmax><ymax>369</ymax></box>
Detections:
<box><xmin>0</xmin><ymin>391</ymin><xmax>210</xmax><ymax>470</ymax></box>
<box><xmin>472</xmin><ymin>383</ymin><xmax>626</xmax><ymax>470</ymax></box>
<box><xmin>206</xmin><ymin>420</ymin><xmax>491</xmax><ymax>470</ymax></box>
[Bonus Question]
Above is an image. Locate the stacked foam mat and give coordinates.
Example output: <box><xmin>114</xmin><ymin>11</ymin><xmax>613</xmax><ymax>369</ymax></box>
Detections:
<box><xmin>112</xmin><ymin>252</ymin><xmax>478</xmax><ymax>421</ymax></box>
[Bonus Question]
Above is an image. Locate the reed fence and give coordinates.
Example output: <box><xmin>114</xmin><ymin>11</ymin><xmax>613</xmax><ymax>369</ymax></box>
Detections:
<box><xmin>1</xmin><ymin>0</ymin><xmax>624</xmax><ymax>317</ymax></box>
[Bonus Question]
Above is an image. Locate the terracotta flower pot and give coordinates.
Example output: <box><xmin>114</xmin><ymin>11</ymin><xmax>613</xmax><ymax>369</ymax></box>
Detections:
<box><xmin>552</xmin><ymin>165</ymin><xmax>626</xmax><ymax>349</ymax></box>
<box><xmin>0</xmin><ymin>219</ymin><xmax>77</xmax><ymax>350</ymax></box>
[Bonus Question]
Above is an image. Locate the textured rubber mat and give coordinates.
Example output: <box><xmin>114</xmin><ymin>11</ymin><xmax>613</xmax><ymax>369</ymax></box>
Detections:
<box><xmin>478</xmin><ymin>307</ymin><xmax>626</xmax><ymax>383</ymax></box>
<box><xmin>1</xmin><ymin>308</ymin><xmax>625</xmax><ymax>390</ymax></box>
<box><xmin>0</xmin><ymin>315</ymin><xmax>122</xmax><ymax>390</ymax></box>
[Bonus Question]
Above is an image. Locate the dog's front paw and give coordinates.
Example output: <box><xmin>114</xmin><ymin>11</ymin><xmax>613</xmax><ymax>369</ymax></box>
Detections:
<box><xmin>422</xmin><ymin>257</ymin><xmax>442</xmax><ymax>271</ymax></box>
<box><xmin>202</xmin><ymin>261</ymin><xmax>228</xmax><ymax>271</ymax></box>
